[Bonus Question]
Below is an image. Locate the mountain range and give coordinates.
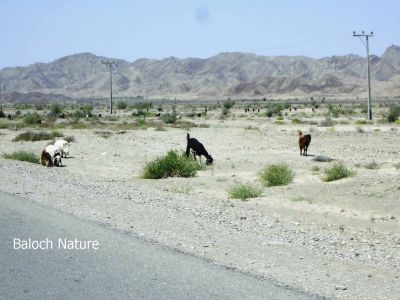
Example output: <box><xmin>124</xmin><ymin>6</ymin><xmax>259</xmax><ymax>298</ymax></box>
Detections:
<box><xmin>2</xmin><ymin>45</ymin><xmax>400</xmax><ymax>103</ymax></box>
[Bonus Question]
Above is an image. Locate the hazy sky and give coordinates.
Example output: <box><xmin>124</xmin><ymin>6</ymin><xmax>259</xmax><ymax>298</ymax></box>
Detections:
<box><xmin>1</xmin><ymin>0</ymin><xmax>399</xmax><ymax>68</ymax></box>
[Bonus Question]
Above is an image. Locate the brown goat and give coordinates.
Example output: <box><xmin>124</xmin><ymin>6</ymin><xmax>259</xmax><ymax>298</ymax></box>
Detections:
<box><xmin>298</xmin><ymin>131</ymin><xmax>312</xmax><ymax>156</ymax></box>
<box><xmin>40</xmin><ymin>149</ymin><xmax>53</xmax><ymax>167</ymax></box>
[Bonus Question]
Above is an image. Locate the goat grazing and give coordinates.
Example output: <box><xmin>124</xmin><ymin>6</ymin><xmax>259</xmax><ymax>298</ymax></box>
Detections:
<box><xmin>298</xmin><ymin>131</ymin><xmax>312</xmax><ymax>156</ymax></box>
<box><xmin>54</xmin><ymin>139</ymin><xmax>69</xmax><ymax>158</ymax></box>
<box><xmin>41</xmin><ymin>145</ymin><xmax>62</xmax><ymax>167</ymax></box>
<box><xmin>186</xmin><ymin>133</ymin><xmax>213</xmax><ymax>165</ymax></box>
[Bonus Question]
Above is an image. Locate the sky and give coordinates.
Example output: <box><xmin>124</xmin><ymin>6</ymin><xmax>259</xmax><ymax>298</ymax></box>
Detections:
<box><xmin>0</xmin><ymin>0</ymin><xmax>399</xmax><ymax>68</ymax></box>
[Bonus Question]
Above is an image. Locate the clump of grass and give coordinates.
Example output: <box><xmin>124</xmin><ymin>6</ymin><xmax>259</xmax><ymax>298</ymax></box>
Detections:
<box><xmin>260</xmin><ymin>164</ymin><xmax>294</xmax><ymax>187</ymax></box>
<box><xmin>364</xmin><ymin>161</ymin><xmax>379</xmax><ymax>170</ymax></box>
<box><xmin>244</xmin><ymin>125</ymin><xmax>259</xmax><ymax>130</ymax></box>
<box><xmin>51</xmin><ymin>130</ymin><xmax>64</xmax><ymax>137</ymax></box>
<box><xmin>143</xmin><ymin>150</ymin><xmax>203</xmax><ymax>179</ymax></box>
<box><xmin>394</xmin><ymin>162</ymin><xmax>400</xmax><ymax>170</ymax></box>
<box><xmin>13</xmin><ymin>131</ymin><xmax>63</xmax><ymax>142</ymax></box>
<box><xmin>229</xmin><ymin>183</ymin><xmax>262</xmax><ymax>200</ymax></box>
<box><xmin>292</xmin><ymin>118</ymin><xmax>302</xmax><ymax>124</ymax></box>
<box><xmin>355</xmin><ymin>119</ymin><xmax>369</xmax><ymax>125</ymax></box>
<box><xmin>161</xmin><ymin>112</ymin><xmax>177</xmax><ymax>124</ymax></box>
<box><xmin>23</xmin><ymin>112</ymin><xmax>42</xmax><ymax>125</ymax></box>
<box><xmin>324</xmin><ymin>164</ymin><xmax>355</xmax><ymax>182</ymax></box>
<box><xmin>3</xmin><ymin>150</ymin><xmax>39</xmax><ymax>164</ymax></box>
<box><xmin>387</xmin><ymin>104</ymin><xmax>400</xmax><ymax>122</ymax></box>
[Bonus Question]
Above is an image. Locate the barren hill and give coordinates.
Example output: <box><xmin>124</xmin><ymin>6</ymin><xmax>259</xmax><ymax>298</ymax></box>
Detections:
<box><xmin>2</xmin><ymin>45</ymin><xmax>400</xmax><ymax>102</ymax></box>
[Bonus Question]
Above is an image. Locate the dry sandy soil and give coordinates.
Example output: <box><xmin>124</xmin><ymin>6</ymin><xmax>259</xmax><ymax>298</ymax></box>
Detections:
<box><xmin>1</xmin><ymin>106</ymin><xmax>400</xmax><ymax>299</ymax></box>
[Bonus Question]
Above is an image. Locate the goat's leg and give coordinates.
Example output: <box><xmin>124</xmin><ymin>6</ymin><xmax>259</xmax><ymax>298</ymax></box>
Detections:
<box><xmin>300</xmin><ymin>147</ymin><xmax>303</xmax><ymax>156</ymax></box>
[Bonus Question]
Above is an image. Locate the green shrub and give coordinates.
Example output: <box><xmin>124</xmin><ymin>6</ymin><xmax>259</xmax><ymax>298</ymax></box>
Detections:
<box><xmin>292</xmin><ymin>118</ymin><xmax>302</xmax><ymax>124</ymax></box>
<box><xmin>260</xmin><ymin>164</ymin><xmax>294</xmax><ymax>186</ymax></box>
<box><xmin>23</xmin><ymin>112</ymin><xmax>42</xmax><ymax>125</ymax></box>
<box><xmin>223</xmin><ymin>99</ymin><xmax>235</xmax><ymax>109</ymax></box>
<box><xmin>221</xmin><ymin>107</ymin><xmax>230</xmax><ymax>117</ymax></box>
<box><xmin>13</xmin><ymin>131</ymin><xmax>63</xmax><ymax>142</ymax></box>
<box><xmin>3</xmin><ymin>150</ymin><xmax>39</xmax><ymax>164</ymax></box>
<box><xmin>387</xmin><ymin>105</ymin><xmax>400</xmax><ymax>122</ymax></box>
<box><xmin>50</xmin><ymin>103</ymin><xmax>63</xmax><ymax>116</ymax></box>
<box><xmin>394</xmin><ymin>163</ymin><xmax>400</xmax><ymax>170</ymax></box>
<box><xmin>324</xmin><ymin>164</ymin><xmax>355</xmax><ymax>182</ymax></box>
<box><xmin>143</xmin><ymin>150</ymin><xmax>202</xmax><ymax>179</ymax></box>
<box><xmin>0</xmin><ymin>111</ymin><xmax>5</xmax><ymax>118</ymax></box>
<box><xmin>51</xmin><ymin>130</ymin><xmax>64</xmax><ymax>137</ymax></box>
<box><xmin>117</xmin><ymin>101</ymin><xmax>127</xmax><ymax>110</ymax></box>
<box><xmin>229</xmin><ymin>183</ymin><xmax>262</xmax><ymax>200</ymax></box>
<box><xmin>161</xmin><ymin>112</ymin><xmax>177</xmax><ymax>124</ymax></box>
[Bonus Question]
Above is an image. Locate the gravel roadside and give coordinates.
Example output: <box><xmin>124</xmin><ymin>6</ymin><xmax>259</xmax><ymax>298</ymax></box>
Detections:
<box><xmin>0</xmin><ymin>159</ymin><xmax>399</xmax><ymax>299</ymax></box>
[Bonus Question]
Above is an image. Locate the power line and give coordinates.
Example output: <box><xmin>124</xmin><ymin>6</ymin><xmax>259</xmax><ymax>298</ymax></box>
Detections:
<box><xmin>353</xmin><ymin>30</ymin><xmax>374</xmax><ymax>120</ymax></box>
<box><xmin>101</xmin><ymin>60</ymin><xmax>115</xmax><ymax>114</ymax></box>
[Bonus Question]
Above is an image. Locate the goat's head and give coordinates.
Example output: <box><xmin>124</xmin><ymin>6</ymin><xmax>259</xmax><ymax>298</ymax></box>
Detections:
<box><xmin>206</xmin><ymin>154</ymin><xmax>214</xmax><ymax>166</ymax></box>
<box><xmin>53</xmin><ymin>150</ymin><xmax>62</xmax><ymax>167</ymax></box>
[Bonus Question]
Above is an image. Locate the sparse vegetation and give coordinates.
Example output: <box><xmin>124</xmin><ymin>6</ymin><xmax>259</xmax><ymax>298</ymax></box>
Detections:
<box><xmin>116</xmin><ymin>101</ymin><xmax>128</xmax><ymax>110</ymax></box>
<box><xmin>229</xmin><ymin>183</ymin><xmax>262</xmax><ymax>200</ymax></box>
<box><xmin>3</xmin><ymin>150</ymin><xmax>39</xmax><ymax>164</ymax></box>
<box><xmin>394</xmin><ymin>162</ymin><xmax>400</xmax><ymax>170</ymax></box>
<box><xmin>260</xmin><ymin>164</ymin><xmax>294</xmax><ymax>187</ymax></box>
<box><xmin>387</xmin><ymin>104</ymin><xmax>400</xmax><ymax>122</ymax></box>
<box><xmin>143</xmin><ymin>150</ymin><xmax>203</xmax><ymax>179</ymax></box>
<box><xmin>324</xmin><ymin>164</ymin><xmax>355</xmax><ymax>182</ymax></box>
<box><xmin>13</xmin><ymin>131</ymin><xmax>63</xmax><ymax>142</ymax></box>
<box><xmin>161</xmin><ymin>112</ymin><xmax>177</xmax><ymax>124</ymax></box>
<box><xmin>23</xmin><ymin>112</ymin><xmax>42</xmax><ymax>125</ymax></box>
<box><xmin>223</xmin><ymin>99</ymin><xmax>235</xmax><ymax>109</ymax></box>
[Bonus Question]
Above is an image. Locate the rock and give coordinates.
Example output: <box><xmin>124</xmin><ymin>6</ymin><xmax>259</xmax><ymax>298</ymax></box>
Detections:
<box><xmin>335</xmin><ymin>285</ymin><xmax>347</xmax><ymax>290</ymax></box>
<box><xmin>312</xmin><ymin>155</ymin><xmax>334</xmax><ymax>162</ymax></box>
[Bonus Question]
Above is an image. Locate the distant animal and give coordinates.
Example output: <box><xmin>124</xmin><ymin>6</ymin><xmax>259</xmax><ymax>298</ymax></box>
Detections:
<box><xmin>98</xmin><ymin>113</ymin><xmax>102</xmax><ymax>118</ymax></box>
<box><xmin>197</xmin><ymin>113</ymin><xmax>202</xmax><ymax>117</ymax></box>
<box><xmin>59</xmin><ymin>113</ymin><xmax>65</xmax><ymax>118</ymax></box>
<box><xmin>298</xmin><ymin>131</ymin><xmax>312</xmax><ymax>156</ymax></box>
<box><xmin>41</xmin><ymin>145</ymin><xmax>62</xmax><ymax>167</ymax></box>
<box><xmin>176</xmin><ymin>115</ymin><xmax>182</xmax><ymax>120</ymax></box>
<box><xmin>186</xmin><ymin>133</ymin><xmax>213</xmax><ymax>165</ymax></box>
<box><xmin>155</xmin><ymin>112</ymin><xmax>161</xmax><ymax>117</ymax></box>
<box><xmin>54</xmin><ymin>139</ymin><xmax>69</xmax><ymax>158</ymax></box>
<box><xmin>157</xmin><ymin>107</ymin><xmax>163</xmax><ymax>112</ymax></box>
<box><xmin>7</xmin><ymin>114</ymin><xmax>11</xmax><ymax>120</ymax></box>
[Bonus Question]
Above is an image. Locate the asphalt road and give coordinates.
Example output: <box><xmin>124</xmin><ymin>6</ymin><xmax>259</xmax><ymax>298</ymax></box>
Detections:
<box><xmin>0</xmin><ymin>191</ymin><xmax>321</xmax><ymax>300</ymax></box>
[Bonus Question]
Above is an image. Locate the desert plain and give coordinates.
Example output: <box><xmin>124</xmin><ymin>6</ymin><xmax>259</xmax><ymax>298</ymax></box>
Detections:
<box><xmin>0</xmin><ymin>100</ymin><xmax>400</xmax><ymax>299</ymax></box>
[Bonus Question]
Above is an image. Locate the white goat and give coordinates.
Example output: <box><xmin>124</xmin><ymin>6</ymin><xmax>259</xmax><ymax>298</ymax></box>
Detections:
<box><xmin>54</xmin><ymin>139</ymin><xmax>69</xmax><ymax>158</ymax></box>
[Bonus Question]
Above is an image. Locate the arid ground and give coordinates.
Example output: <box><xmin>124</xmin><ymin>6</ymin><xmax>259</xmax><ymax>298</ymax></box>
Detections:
<box><xmin>1</xmin><ymin>102</ymin><xmax>400</xmax><ymax>299</ymax></box>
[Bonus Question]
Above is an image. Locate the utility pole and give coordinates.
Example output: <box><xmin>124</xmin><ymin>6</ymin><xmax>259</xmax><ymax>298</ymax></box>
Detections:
<box><xmin>0</xmin><ymin>73</ymin><xmax>2</xmax><ymax>111</ymax></box>
<box><xmin>353</xmin><ymin>31</ymin><xmax>374</xmax><ymax>120</ymax></box>
<box><xmin>101</xmin><ymin>60</ymin><xmax>115</xmax><ymax>114</ymax></box>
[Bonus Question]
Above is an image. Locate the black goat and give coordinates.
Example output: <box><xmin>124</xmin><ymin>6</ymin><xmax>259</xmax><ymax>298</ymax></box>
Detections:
<box><xmin>186</xmin><ymin>133</ymin><xmax>213</xmax><ymax>165</ymax></box>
